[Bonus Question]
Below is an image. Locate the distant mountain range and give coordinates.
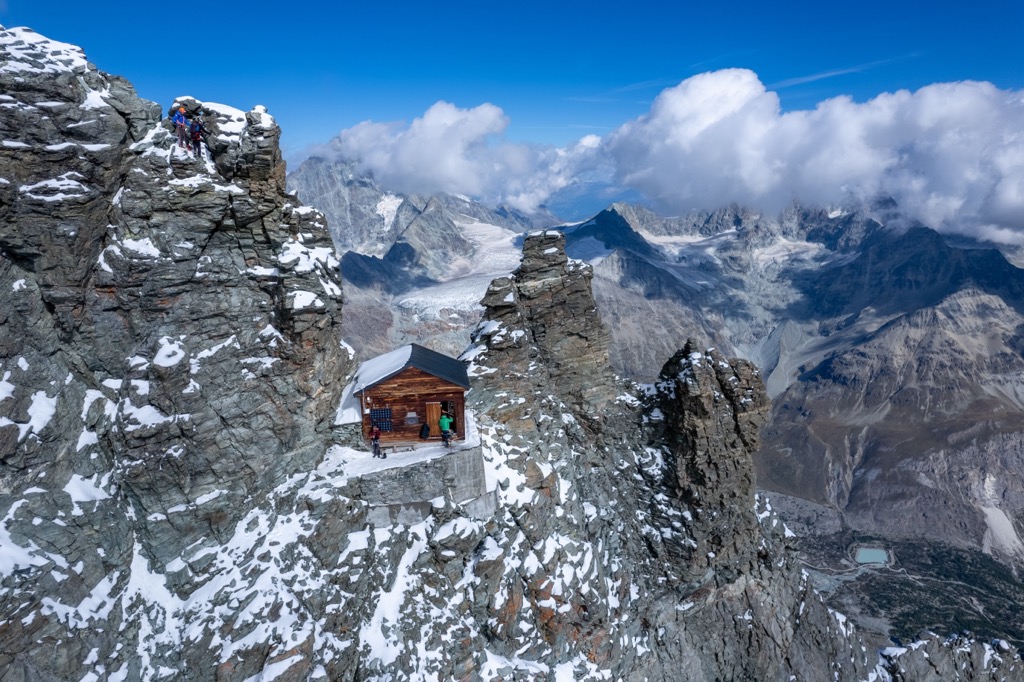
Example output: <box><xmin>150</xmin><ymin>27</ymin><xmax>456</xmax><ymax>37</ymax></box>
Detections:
<box><xmin>290</xmin><ymin>156</ymin><xmax>1024</xmax><ymax>645</ymax></box>
<box><xmin>287</xmin><ymin>157</ymin><xmax>556</xmax><ymax>360</ymax></box>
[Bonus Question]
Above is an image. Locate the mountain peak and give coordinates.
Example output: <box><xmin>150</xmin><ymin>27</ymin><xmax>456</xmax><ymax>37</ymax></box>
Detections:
<box><xmin>471</xmin><ymin>230</ymin><xmax>616</xmax><ymax>414</ymax></box>
<box><xmin>1</xmin><ymin>26</ymin><xmax>352</xmax><ymax>677</ymax></box>
<box><xmin>0</xmin><ymin>25</ymin><xmax>89</xmax><ymax>74</ymax></box>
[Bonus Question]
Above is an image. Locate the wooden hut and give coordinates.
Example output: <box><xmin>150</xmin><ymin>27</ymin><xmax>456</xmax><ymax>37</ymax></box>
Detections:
<box><xmin>353</xmin><ymin>344</ymin><xmax>470</xmax><ymax>444</ymax></box>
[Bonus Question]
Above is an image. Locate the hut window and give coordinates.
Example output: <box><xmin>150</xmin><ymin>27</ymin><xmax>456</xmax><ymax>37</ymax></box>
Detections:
<box><xmin>404</xmin><ymin>411</ymin><xmax>418</xmax><ymax>425</ymax></box>
<box><xmin>369</xmin><ymin>408</ymin><xmax>393</xmax><ymax>431</ymax></box>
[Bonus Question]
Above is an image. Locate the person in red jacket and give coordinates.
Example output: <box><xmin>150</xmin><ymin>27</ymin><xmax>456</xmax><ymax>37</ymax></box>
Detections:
<box><xmin>370</xmin><ymin>422</ymin><xmax>384</xmax><ymax>458</ymax></box>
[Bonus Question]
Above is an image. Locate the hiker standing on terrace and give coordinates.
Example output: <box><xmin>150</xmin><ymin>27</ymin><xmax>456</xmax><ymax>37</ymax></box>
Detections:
<box><xmin>439</xmin><ymin>412</ymin><xmax>454</xmax><ymax>447</ymax></box>
<box><xmin>370</xmin><ymin>422</ymin><xmax>384</xmax><ymax>459</ymax></box>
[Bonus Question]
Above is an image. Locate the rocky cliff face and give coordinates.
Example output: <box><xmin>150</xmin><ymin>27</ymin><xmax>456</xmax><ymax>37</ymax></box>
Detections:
<box><xmin>462</xmin><ymin>231</ymin><xmax>870</xmax><ymax>680</ymax></box>
<box><xmin>0</xmin><ymin>26</ymin><xmax>350</xmax><ymax>679</ymax></box>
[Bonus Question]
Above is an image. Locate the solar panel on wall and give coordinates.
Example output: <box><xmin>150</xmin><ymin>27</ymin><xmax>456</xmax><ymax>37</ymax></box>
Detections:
<box><xmin>369</xmin><ymin>408</ymin><xmax>393</xmax><ymax>431</ymax></box>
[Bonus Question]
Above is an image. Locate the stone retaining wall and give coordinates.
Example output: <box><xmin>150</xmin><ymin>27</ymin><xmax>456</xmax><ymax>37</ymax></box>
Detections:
<box><xmin>351</xmin><ymin>447</ymin><xmax>494</xmax><ymax>527</ymax></box>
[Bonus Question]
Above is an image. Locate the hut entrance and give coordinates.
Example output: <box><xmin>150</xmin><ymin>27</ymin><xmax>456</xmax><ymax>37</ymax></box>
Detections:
<box><xmin>426</xmin><ymin>402</ymin><xmax>441</xmax><ymax>437</ymax></box>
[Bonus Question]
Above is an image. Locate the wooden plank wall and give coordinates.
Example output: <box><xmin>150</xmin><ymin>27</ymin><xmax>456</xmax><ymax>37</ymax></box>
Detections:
<box><xmin>361</xmin><ymin>367</ymin><xmax>466</xmax><ymax>443</ymax></box>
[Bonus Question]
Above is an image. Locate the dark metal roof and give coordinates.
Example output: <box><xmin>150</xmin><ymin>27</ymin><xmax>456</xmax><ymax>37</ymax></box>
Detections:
<box><xmin>407</xmin><ymin>344</ymin><xmax>470</xmax><ymax>389</ymax></box>
<box><xmin>360</xmin><ymin>343</ymin><xmax>469</xmax><ymax>391</ymax></box>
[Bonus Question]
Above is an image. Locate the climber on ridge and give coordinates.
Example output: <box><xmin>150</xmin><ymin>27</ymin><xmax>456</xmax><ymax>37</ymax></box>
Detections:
<box><xmin>190</xmin><ymin>114</ymin><xmax>205</xmax><ymax>159</ymax></box>
<box><xmin>172</xmin><ymin>106</ymin><xmax>190</xmax><ymax>150</ymax></box>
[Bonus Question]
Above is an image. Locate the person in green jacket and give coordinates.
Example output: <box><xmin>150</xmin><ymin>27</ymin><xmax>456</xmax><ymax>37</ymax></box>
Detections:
<box><xmin>439</xmin><ymin>413</ymin><xmax>454</xmax><ymax>446</ymax></box>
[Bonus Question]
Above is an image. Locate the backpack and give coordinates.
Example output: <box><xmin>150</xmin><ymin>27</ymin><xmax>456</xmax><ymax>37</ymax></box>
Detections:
<box><xmin>191</xmin><ymin>122</ymin><xmax>203</xmax><ymax>141</ymax></box>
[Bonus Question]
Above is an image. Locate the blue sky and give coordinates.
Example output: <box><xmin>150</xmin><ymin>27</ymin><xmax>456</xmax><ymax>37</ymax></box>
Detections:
<box><xmin>3</xmin><ymin>0</ymin><xmax>1021</xmax><ymax>153</ymax></box>
<box><xmin>3</xmin><ymin>1</ymin><xmax>1024</xmax><ymax>237</ymax></box>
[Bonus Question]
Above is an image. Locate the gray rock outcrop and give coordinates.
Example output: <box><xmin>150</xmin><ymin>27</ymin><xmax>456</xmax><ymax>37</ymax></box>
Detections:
<box><xmin>463</xmin><ymin>232</ymin><xmax>872</xmax><ymax>680</ymax></box>
<box><xmin>476</xmin><ymin>231</ymin><xmax>616</xmax><ymax>414</ymax></box>
<box><xmin>0</xmin><ymin>25</ymin><xmax>350</xmax><ymax>679</ymax></box>
<box><xmin>655</xmin><ymin>340</ymin><xmax>769</xmax><ymax>583</ymax></box>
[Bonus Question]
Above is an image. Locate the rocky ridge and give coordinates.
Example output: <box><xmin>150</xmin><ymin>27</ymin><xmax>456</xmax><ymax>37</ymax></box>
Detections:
<box><xmin>564</xmin><ymin>202</ymin><xmax>1024</xmax><ymax>643</ymax></box>
<box><xmin>461</xmin><ymin>231</ymin><xmax>870</xmax><ymax>680</ymax></box>
<box><xmin>0</xmin><ymin>25</ymin><xmax>351</xmax><ymax>679</ymax></box>
<box><xmin>463</xmin><ymin>231</ymin><xmax>1022</xmax><ymax>680</ymax></box>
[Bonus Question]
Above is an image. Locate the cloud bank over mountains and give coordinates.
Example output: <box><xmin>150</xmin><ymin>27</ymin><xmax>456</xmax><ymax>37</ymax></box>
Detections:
<box><xmin>316</xmin><ymin>69</ymin><xmax>1024</xmax><ymax>241</ymax></box>
<box><xmin>606</xmin><ymin>69</ymin><xmax>1024</xmax><ymax>241</ymax></box>
<box><xmin>311</xmin><ymin>101</ymin><xmax>601</xmax><ymax>213</ymax></box>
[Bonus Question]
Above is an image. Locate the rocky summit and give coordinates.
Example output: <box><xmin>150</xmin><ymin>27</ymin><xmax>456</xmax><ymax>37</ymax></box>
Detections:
<box><xmin>0</xmin><ymin>25</ymin><xmax>349</xmax><ymax>679</ymax></box>
<box><xmin>1</xmin><ymin>25</ymin><xmax>1022</xmax><ymax>682</ymax></box>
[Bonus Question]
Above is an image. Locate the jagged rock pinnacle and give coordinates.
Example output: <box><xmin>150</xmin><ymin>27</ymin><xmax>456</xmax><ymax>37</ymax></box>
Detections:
<box><xmin>471</xmin><ymin>230</ymin><xmax>616</xmax><ymax>416</ymax></box>
<box><xmin>656</xmin><ymin>339</ymin><xmax>770</xmax><ymax>582</ymax></box>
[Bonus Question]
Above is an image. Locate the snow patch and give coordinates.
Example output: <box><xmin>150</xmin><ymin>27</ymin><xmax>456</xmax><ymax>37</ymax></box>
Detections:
<box><xmin>981</xmin><ymin>505</ymin><xmax>1024</xmax><ymax>556</ymax></box>
<box><xmin>2</xmin><ymin>390</ymin><xmax>59</xmax><ymax>441</ymax></box>
<box><xmin>63</xmin><ymin>473</ymin><xmax>112</xmax><ymax>516</ymax></box>
<box><xmin>154</xmin><ymin>337</ymin><xmax>186</xmax><ymax>367</ymax></box>
<box><xmin>288</xmin><ymin>290</ymin><xmax>324</xmax><ymax>310</ymax></box>
<box><xmin>277</xmin><ymin>240</ymin><xmax>338</xmax><ymax>273</ymax></box>
<box><xmin>81</xmin><ymin>88</ymin><xmax>110</xmax><ymax>110</ymax></box>
<box><xmin>0</xmin><ymin>371</ymin><xmax>13</xmax><ymax>401</ymax></box>
<box><xmin>19</xmin><ymin>171</ymin><xmax>89</xmax><ymax>202</ymax></box>
<box><xmin>0</xmin><ymin>501</ymin><xmax>51</xmax><ymax>574</ymax></box>
<box><xmin>190</xmin><ymin>336</ymin><xmax>240</xmax><ymax>374</ymax></box>
<box><xmin>375</xmin><ymin>194</ymin><xmax>403</xmax><ymax>229</ymax></box>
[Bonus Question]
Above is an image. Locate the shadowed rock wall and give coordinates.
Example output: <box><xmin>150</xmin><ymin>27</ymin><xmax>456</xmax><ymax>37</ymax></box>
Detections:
<box><xmin>0</xmin><ymin>26</ymin><xmax>351</xmax><ymax>679</ymax></box>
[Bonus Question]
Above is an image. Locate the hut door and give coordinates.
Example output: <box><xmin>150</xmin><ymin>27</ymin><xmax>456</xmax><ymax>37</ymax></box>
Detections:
<box><xmin>426</xmin><ymin>402</ymin><xmax>442</xmax><ymax>437</ymax></box>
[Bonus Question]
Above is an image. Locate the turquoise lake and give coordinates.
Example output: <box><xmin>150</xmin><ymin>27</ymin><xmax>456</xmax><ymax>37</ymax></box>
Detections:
<box><xmin>855</xmin><ymin>548</ymin><xmax>888</xmax><ymax>564</ymax></box>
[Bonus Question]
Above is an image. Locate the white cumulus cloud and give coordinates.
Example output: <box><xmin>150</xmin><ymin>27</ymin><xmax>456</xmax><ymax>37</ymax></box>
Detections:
<box><xmin>317</xmin><ymin>101</ymin><xmax>598</xmax><ymax>213</ymax></box>
<box><xmin>603</xmin><ymin>69</ymin><xmax>1024</xmax><ymax>241</ymax></box>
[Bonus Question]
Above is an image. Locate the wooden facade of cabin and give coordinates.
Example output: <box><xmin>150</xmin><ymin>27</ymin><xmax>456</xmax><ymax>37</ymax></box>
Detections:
<box><xmin>358</xmin><ymin>366</ymin><xmax>467</xmax><ymax>444</ymax></box>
